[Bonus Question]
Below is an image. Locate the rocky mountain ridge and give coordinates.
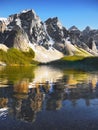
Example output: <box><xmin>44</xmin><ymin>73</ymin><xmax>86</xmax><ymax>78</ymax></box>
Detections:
<box><xmin>0</xmin><ymin>9</ymin><xmax>98</xmax><ymax>63</ymax></box>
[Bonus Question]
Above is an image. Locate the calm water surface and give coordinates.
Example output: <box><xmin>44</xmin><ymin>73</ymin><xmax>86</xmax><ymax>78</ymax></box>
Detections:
<box><xmin>0</xmin><ymin>65</ymin><xmax>98</xmax><ymax>130</ymax></box>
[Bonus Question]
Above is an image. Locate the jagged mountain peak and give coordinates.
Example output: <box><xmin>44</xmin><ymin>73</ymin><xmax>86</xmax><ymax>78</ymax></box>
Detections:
<box><xmin>45</xmin><ymin>17</ymin><xmax>63</xmax><ymax>28</ymax></box>
<box><xmin>84</xmin><ymin>26</ymin><xmax>91</xmax><ymax>31</ymax></box>
<box><xmin>45</xmin><ymin>17</ymin><xmax>68</xmax><ymax>43</ymax></box>
<box><xmin>45</xmin><ymin>17</ymin><xmax>59</xmax><ymax>22</ymax></box>
<box><xmin>82</xmin><ymin>26</ymin><xmax>92</xmax><ymax>35</ymax></box>
<box><xmin>69</xmin><ymin>25</ymin><xmax>79</xmax><ymax>31</ymax></box>
<box><xmin>21</xmin><ymin>9</ymin><xmax>35</xmax><ymax>13</ymax></box>
<box><xmin>6</xmin><ymin>9</ymin><xmax>45</xmax><ymax>44</ymax></box>
<box><xmin>8</xmin><ymin>9</ymin><xmax>40</xmax><ymax>24</ymax></box>
<box><xmin>19</xmin><ymin>9</ymin><xmax>39</xmax><ymax>20</ymax></box>
<box><xmin>9</xmin><ymin>9</ymin><xmax>37</xmax><ymax>17</ymax></box>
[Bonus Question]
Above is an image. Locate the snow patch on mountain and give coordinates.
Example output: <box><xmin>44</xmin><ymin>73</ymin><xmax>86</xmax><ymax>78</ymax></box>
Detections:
<box><xmin>0</xmin><ymin>17</ymin><xmax>9</xmax><ymax>25</ymax></box>
<box><xmin>44</xmin><ymin>23</ymin><xmax>54</xmax><ymax>45</ymax></box>
<box><xmin>57</xmin><ymin>20</ymin><xmax>63</xmax><ymax>30</ymax></box>
<box><xmin>0</xmin><ymin>17</ymin><xmax>7</xmax><ymax>21</ymax></box>
<box><xmin>29</xmin><ymin>42</ymin><xmax>64</xmax><ymax>63</ymax></box>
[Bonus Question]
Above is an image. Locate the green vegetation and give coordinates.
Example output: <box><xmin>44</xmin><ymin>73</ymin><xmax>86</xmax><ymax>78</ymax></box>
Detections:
<box><xmin>61</xmin><ymin>55</ymin><xmax>98</xmax><ymax>66</ymax></box>
<box><xmin>48</xmin><ymin>55</ymin><xmax>98</xmax><ymax>71</ymax></box>
<box><xmin>62</xmin><ymin>45</ymin><xmax>93</xmax><ymax>62</ymax></box>
<box><xmin>0</xmin><ymin>66</ymin><xmax>35</xmax><ymax>84</ymax></box>
<box><xmin>62</xmin><ymin>55</ymin><xmax>85</xmax><ymax>61</ymax></box>
<box><xmin>75</xmin><ymin>46</ymin><xmax>93</xmax><ymax>57</ymax></box>
<box><xmin>0</xmin><ymin>48</ymin><xmax>38</xmax><ymax>66</ymax></box>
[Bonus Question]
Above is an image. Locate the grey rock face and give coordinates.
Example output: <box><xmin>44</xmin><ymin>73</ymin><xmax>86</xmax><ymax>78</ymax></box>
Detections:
<box><xmin>68</xmin><ymin>25</ymin><xmax>98</xmax><ymax>55</ymax></box>
<box><xmin>0</xmin><ymin>19</ymin><xmax>8</xmax><ymax>43</ymax></box>
<box><xmin>45</xmin><ymin>17</ymin><xmax>68</xmax><ymax>43</ymax></box>
<box><xmin>8</xmin><ymin>10</ymin><xmax>49</xmax><ymax>45</ymax></box>
<box><xmin>45</xmin><ymin>17</ymin><xmax>68</xmax><ymax>52</ymax></box>
<box><xmin>69</xmin><ymin>26</ymin><xmax>81</xmax><ymax>44</ymax></box>
<box><xmin>82</xmin><ymin>27</ymin><xmax>98</xmax><ymax>46</ymax></box>
<box><xmin>0</xmin><ymin>21</ymin><xmax>6</xmax><ymax>33</ymax></box>
<box><xmin>4</xmin><ymin>25</ymin><xmax>30</xmax><ymax>51</ymax></box>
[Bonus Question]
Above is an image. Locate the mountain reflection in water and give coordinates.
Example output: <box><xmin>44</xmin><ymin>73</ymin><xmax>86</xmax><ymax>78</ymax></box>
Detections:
<box><xmin>0</xmin><ymin>66</ymin><xmax>98</xmax><ymax>130</ymax></box>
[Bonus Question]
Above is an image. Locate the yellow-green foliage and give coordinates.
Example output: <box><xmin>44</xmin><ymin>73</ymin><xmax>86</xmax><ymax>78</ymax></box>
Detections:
<box><xmin>62</xmin><ymin>47</ymin><xmax>93</xmax><ymax>62</ymax></box>
<box><xmin>62</xmin><ymin>56</ymin><xmax>85</xmax><ymax>61</ymax></box>
<box><xmin>0</xmin><ymin>48</ymin><xmax>37</xmax><ymax>65</ymax></box>
<box><xmin>0</xmin><ymin>66</ymin><xmax>35</xmax><ymax>84</ymax></box>
<box><xmin>75</xmin><ymin>47</ymin><xmax>93</xmax><ymax>56</ymax></box>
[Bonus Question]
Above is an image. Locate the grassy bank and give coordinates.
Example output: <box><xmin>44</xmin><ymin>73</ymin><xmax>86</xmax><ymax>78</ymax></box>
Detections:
<box><xmin>61</xmin><ymin>55</ymin><xmax>85</xmax><ymax>61</ymax></box>
<box><xmin>0</xmin><ymin>48</ymin><xmax>38</xmax><ymax>66</ymax></box>
<box><xmin>47</xmin><ymin>55</ymin><xmax>98</xmax><ymax>71</ymax></box>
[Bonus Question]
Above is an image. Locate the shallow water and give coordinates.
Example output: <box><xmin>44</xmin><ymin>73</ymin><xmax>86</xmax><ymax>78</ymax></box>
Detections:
<box><xmin>0</xmin><ymin>65</ymin><xmax>98</xmax><ymax>130</ymax></box>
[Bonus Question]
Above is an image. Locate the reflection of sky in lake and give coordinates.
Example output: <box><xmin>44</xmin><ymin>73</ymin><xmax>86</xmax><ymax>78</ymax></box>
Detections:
<box><xmin>0</xmin><ymin>66</ymin><xmax>98</xmax><ymax>130</ymax></box>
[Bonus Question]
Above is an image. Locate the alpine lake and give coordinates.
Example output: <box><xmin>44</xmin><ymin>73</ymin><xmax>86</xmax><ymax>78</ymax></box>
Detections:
<box><xmin>0</xmin><ymin>65</ymin><xmax>98</xmax><ymax>130</ymax></box>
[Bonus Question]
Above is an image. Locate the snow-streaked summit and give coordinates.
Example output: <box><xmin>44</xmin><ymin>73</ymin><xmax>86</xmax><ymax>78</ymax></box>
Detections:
<box><xmin>21</xmin><ymin>9</ymin><xmax>36</xmax><ymax>14</ymax></box>
<box><xmin>21</xmin><ymin>9</ymin><xmax>31</xmax><ymax>13</ymax></box>
<box><xmin>20</xmin><ymin>9</ymin><xmax>38</xmax><ymax>20</ymax></box>
<box><xmin>57</xmin><ymin>20</ymin><xmax>63</xmax><ymax>30</ymax></box>
<box><xmin>0</xmin><ymin>17</ymin><xmax>7</xmax><ymax>21</ymax></box>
